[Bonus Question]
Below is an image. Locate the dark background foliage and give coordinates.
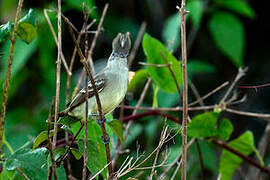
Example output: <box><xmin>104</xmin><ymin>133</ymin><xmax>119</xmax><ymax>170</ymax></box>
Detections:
<box><xmin>0</xmin><ymin>0</ymin><xmax>270</xmax><ymax>179</ymax></box>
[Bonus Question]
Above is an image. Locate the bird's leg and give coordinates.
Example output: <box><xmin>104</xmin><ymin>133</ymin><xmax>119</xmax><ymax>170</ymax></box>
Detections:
<box><xmin>101</xmin><ymin>135</ymin><xmax>110</xmax><ymax>144</ymax></box>
<box><xmin>90</xmin><ymin>113</ymin><xmax>106</xmax><ymax>124</ymax></box>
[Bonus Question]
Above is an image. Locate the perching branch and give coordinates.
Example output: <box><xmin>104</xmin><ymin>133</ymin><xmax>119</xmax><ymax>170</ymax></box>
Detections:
<box><xmin>177</xmin><ymin>1</ymin><xmax>189</xmax><ymax>179</ymax></box>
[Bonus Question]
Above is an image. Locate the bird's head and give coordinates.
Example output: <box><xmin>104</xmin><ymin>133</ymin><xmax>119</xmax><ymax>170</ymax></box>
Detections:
<box><xmin>112</xmin><ymin>32</ymin><xmax>131</xmax><ymax>58</ymax></box>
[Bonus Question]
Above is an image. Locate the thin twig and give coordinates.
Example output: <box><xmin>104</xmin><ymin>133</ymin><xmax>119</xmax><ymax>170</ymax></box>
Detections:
<box><xmin>82</xmin><ymin>4</ymin><xmax>89</xmax><ymax>179</ymax></box>
<box><xmin>225</xmin><ymin>108</ymin><xmax>270</xmax><ymax>122</ymax></box>
<box><xmin>123</xmin><ymin>105</ymin><xmax>216</xmax><ymax>112</ymax></box>
<box><xmin>89</xmin><ymin>162</ymin><xmax>111</xmax><ymax>180</ymax></box>
<box><xmin>87</xmin><ymin>3</ymin><xmax>109</xmax><ymax>74</ymax></box>
<box><xmin>51</xmin><ymin>2</ymin><xmax>62</xmax><ymax>180</ymax></box>
<box><xmin>220</xmin><ymin>67</ymin><xmax>248</xmax><ymax>103</ymax></box>
<box><xmin>160</xmin><ymin>138</ymin><xmax>195</xmax><ymax>180</ymax></box>
<box><xmin>43</xmin><ymin>9</ymin><xmax>72</xmax><ymax>76</ymax></box>
<box><xmin>128</xmin><ymin>22</ymin><xmax>147</xmax><ymax>68</ymax></box>
<box><xmin>189</xmin><ymin>81</ymin><xmax>229</xmax><ymax>106</ymax></box>
<box><xmin>177</xmin><ymin>1</ymin><xmax>189</xmax><ymax>179</ymax></box>
<box><xmin>16</xmin><ymin>167</ymin><xmax>30</xmax><ymax>180</ymax></box>
<box><xmin>47</xmin><ymin>99</ymin><xmax>57</xmax><ymax>180</ymax></box>
<box><xmin>0</xmin><ymin>0</ymin><xmax>24</xmax><ymax>156</ymax></box>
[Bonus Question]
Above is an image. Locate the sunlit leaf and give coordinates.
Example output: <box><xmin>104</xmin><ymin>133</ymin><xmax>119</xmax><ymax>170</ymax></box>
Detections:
<box><xmin>33</xmin><ymin>130</ymin><xmax>53</xmax><ymax>149</ymax></box>
<box><xmin>188</xmin><ymin>112</ymin><xmax>219</xmax><ymax>138</ymax></box>
<box><xmin>188</xmin><ymin>112</ymin><xmax>233</xmax><ymax>140</ymax></box>
<box><xmin>217</xmin><ymin>118</ymin><xmax>233</xmax><ymax>140</ymax></box>
<box><xmin>162</xmin><ymin>13</ymin><xmax>181</xmax><ymax>52</ymax></box>
<box><xmin>208</xmin><ymin>12</ymin><xmax>244</xmax><ymax>67</ymax></box>
<box><xmin>127</xmin><ymin>69</ymin><xmax>149</xmax><ymax>92</ymax></box>
<box><xmin>17</xmin><ymin>9</ymin><xmax>37</xmax><ymax>43</ymax></box>
<box><xmin>219</xmin><ymin>131</ymin><xmax>260</xmax><ymax>180</ymax></box>
<box><xmin>215</xmin><ymin>0</ymin><xmax>255</xmax><ymax>19</ymax></box>
<box><xmin>143</xmin><ymin>33</ymin><xmax>182</xmax><ymax>93</ymax></box>
<box><xmin>71</xmin><ymin>148</ymin><xmax>83</xmax><ymax>160</ymax></box>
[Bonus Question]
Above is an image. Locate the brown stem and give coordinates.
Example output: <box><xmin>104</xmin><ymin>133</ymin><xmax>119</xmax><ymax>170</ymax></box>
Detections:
<box><xmin>82</xmin><ymin>4</ymin><xmax>89</xmax><ymax>179</ymax></box>
<box><xmin>66</xmin><ymin>6</ymin><xmax>113</xmax><ymax>177</ymax></box>
<box><xmin>51</xmin><ymin>1</ymin><xmax>62</xmax><ymax>179</ymax></box>
<box><xmin>47</xmin><ymin>99</ymin><xmax>57</xmax><ymax>180</ymax></box>
<box><xmin>0</xmin><ymin>0</ymin><xmax>24</xmax><ymax>159</ymax></box>
<box><xmin>177</xmin><ymin>1</ymin><xmax>189</xmax><ymax>179</ymax></box>
<box><xmin>87</xmin><ymin>3</ymin><xmax>109</xmax><ymax>74</ymax></box>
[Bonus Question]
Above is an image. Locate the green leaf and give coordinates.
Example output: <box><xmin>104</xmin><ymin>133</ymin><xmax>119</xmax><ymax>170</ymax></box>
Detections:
<box><xmin>58</xmin><ymin>115</ymin><xmax>80</xmax><ymax>126</ymax></box>
<box><xmin>0</xmin><ymin>38</ymin><xmax>38</xmax><ymax>79</ymax></box>
<box><xmin>72</xmin><ymin>121</ymin><xmax>113</xmax><ymax>178</ymax></box>
<box><xmin>5</xmin><ymin>144</ymin><xmax>66</xmax><ymax>180</ymax></box>
<box><xmin>17</xmin><ymin>9</ymin><xmax>37</xmax><ymax>43</ymax></box>
<box><xmin>33</xmin><ymin>130</ymin><xmax>53</xmax><ymax>149</ymax></box>
<box><xmin>188</xmin><ymin>112</ymin><xmax>233</xmax><ymax>140</ymax></box>
<box><xmin>208</xmin><ymin>12</ymin><xmax>244</xmax><ymax>67</ymax></box>
<box><xmin>217</xmin><ymin>118</ymin><xmax>233</xmax><ymax>140</ymax></box>
<box><xmin>188</xmin><ymin>60</ymin><xmax>216</xmax><ymax>75</ymax></box>
<box><xmin>71</xmin><ymin>148</ymin><xmax>83</xmax><ymax>160</ymax></box>
<box><xmin>162</xmin><ymin>13</ymin><xmax>181</xmax><ymax>52</ymax></box>
<box><xmin>152</xmin><ymin>84</ymin><xmax>159</xmax><ymax>108</ymax></box>
<box><xmin>188</xmin><ymin>112</ymin><xmax>219</xmax><ymax>138</ymax></box>
<box><xmin>219</xmin><ymin>131</ymin><xmax>258</xmax><ymax>180</ymax></box>
<box><xmin>107</xmin><ymin>119</ymin><xmax>124</xmax><ymax>142</ymax></box>
<box><xmin>215</xmin><ymin>0</ymin><xmax>255</xmax><ymax>19</ymax></box>
<box><xmin>127</xmin><ymin>69</ymin><xmax>149</xmax><ymax>92</ymax></box>
<box><xmin>143</xmin><ymin>33</ymin><xmax>182</xmax><ymax>93</ymax></box>
<box><xmin>0</xmin><ymin>21</ymin><xmax>12</xmax><ymax>43</ymax></box>
<box><xmin>187</xmin><ymin>0</ymin><xmax>204</xmax><ymax>27</ymax></box>
<box><xmin>78</xmin><ymin>139</ymin><xmax>107</xmax><ymax>177</ymax></box>
<box><xmin>0</xmin><ymin>168</ymin><xmax>15</xmax><ymax>180</ymax></box>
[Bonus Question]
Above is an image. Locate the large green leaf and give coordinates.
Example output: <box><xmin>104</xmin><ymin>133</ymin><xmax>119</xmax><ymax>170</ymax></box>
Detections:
<box><xmin>215</xmin><ymin>0</ymin><xmax>255</xmax><ymax>19</ymax></box>
<box><xmin>188</xmin><ymin>112</ymin><xmax>219</xmax><ymax>138</ymax></box>
<box><xmin>142</xmin><ymin>33</ymin><xmax>182</xmax><ymax>93</ymax></box>
<box><xmin>188</xmin><ymin>112</ymin><xmax>233</xmax><ymax>140</ymax></box>
<box><xmin>208</xmin><ymin>12</ymin><xmax>244</xmax><ymax>67</ymax></box>
<box><xmin>219</xmin><ymin>131</ymin><xmax>261</xmax><ymax>180</ymax></box>
<box><xmin>187</xmin><ymin>0</ymin><xmax>204</xmax><ymax>27</ymax></box>
<box><xmin>0</xmin><ymin>38</ymin><xmax>38</xmax><ymax>79</ymax></box>
<box><xmin>162</xmin><ymin>13</ymin><xmax>181</xmax><ymax>52</ymax></box>
<box><xmin>17</xmin><ymin>9</ymin><xmax>37</xmax><ymax>43</ymax></box>
<box><xmin>5</xmin><ymin>143</ymin><xmax>66</xmax><ymax>180</ymax></box>
<box><xmin>71</xmin><ymin>121</ymin><xmax>114</xmax><ymax>178</ymax></box>
<box><xmin>78</xmin><ymin>139</ymin><xmax>107</xmax><ymax>178</ymax></box>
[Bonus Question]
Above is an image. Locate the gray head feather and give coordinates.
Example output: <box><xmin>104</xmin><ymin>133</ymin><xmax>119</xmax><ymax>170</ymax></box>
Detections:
<box><xmin>112</xmin><ymin>32</ymin><xmax>131</xmax><ymax>57</ymax></box>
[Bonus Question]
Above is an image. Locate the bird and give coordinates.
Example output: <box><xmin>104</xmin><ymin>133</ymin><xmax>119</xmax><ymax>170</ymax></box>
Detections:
<box><xmin>59</xmin><ymin>32</ymin><xmax>131</xmax><ymax>121</ymax></box>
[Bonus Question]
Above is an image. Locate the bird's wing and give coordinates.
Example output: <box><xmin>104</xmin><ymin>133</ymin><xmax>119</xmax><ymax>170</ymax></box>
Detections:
<box><xmin>68</xmin><ymin>73</ymin><xmax>107</xmax><ymax>111</ymax></box>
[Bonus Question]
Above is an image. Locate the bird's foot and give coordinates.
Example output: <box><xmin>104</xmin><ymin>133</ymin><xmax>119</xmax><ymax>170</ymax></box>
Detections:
<box><xmin>97</xmin><ymin>117</ymin><xmax>106</xmax><ymax>125</ymax></box>
<box><xmin>101</xmin><ymin>135</ymin><xmax>110</xmax><ymax>144</ymax></box>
